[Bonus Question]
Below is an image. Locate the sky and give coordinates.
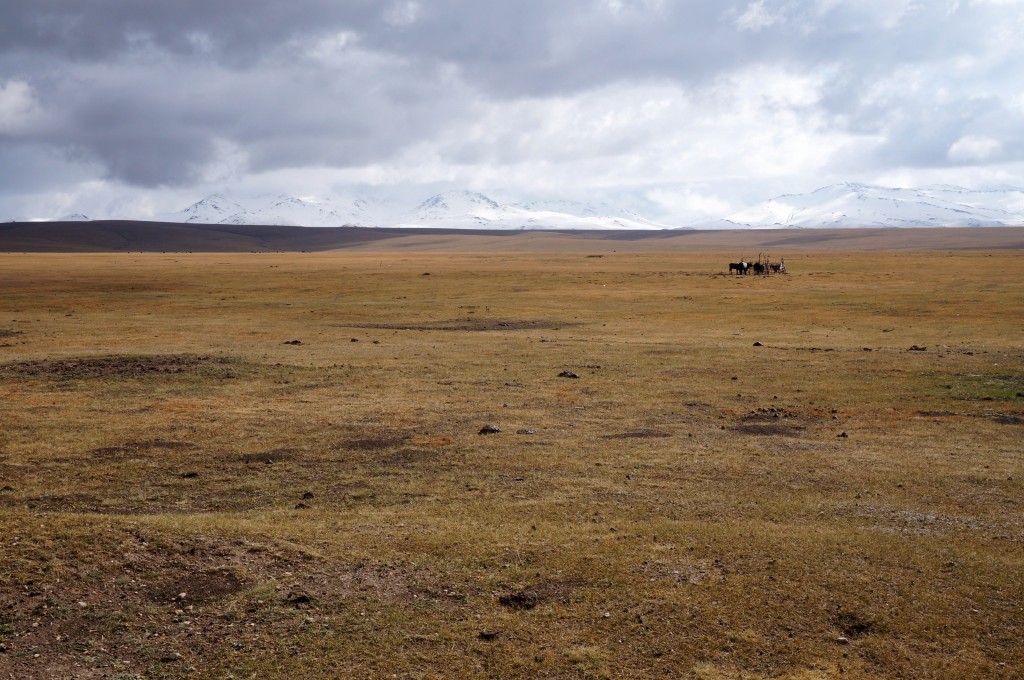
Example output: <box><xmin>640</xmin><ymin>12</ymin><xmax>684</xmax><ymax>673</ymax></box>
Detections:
<box><xmin>1</xmin><ymin>0</ymin><xmax>1022</xmax><ymax>223</ymax></box>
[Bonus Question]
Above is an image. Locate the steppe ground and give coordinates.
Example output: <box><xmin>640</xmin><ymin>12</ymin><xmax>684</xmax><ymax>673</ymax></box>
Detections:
<box><xmin>0</xmin><ymin>247</ymin><xmax>1022</xmax><ymax>679</ymax></box>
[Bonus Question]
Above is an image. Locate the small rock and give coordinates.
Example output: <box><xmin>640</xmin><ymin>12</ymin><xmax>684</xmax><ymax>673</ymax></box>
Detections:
<box><xmin>160</xmin><ymin>652</ymin><xmax>182</xmax><ymax>663</ymax></box>
<box><xmin>77</xmin><ymin>601</ymin><xmax>88</xmax><ymax>607</ymax></box>
<box><xmin>0</xmin><ymin>485</ymin><xmax>13</xmax><ymax>493</ymax></box>
<box><xmin>0</xmin><ymin>643</ymin><xmax>7</xmax><ymax>653</ymax></box>
<box><xmin>753</xmin><ymin>341</ymin><xmax>764</xmax><ymax>347</ymax></box>
<box><xmin>479</xmin><ymin>425</ymin><xmax>502</xmax><ymax>435</ymax></box>
<box><xmin>372</xmin><ymin>340</ymin><xmax>380</xmax><ymax>344</ymax></box>
<box><xmin>836</xmin><ymin>637</ymin><xmax>849</xmax><ymax>645</ymax></box>
<box><xmin>478</xmin><ymin>630</ymin><xmax>498</xmax><ymax>641</ymax></box>
<box><xmin>909</xmin><ymin>345</ymin><xmax>927</xmax><ymax>351</ymax></box>
<box><xmin>176</xmin><ymin>592</ymin><xmax>187</xmax><ymax>601</ymax></box>
<box><xmin>283</xmin><ymin>339</ymin><xmax>302</xmax><ymax>345</ymax></box>
<box><xmin>180</xmin><ymin>471</ymin><xmax>198</xmax><ymax>479</ymax></box>
<box><xmin>516</xmin><ymin>429</ymin><xmax>535</xmax><ymax>435</ymax></box>
<box><xmin>294</xmin><ymin>502</ymin><xmax>308</xmax><ymax>509</ymax></box>
<box><xmin>863</xmin><ymin>347</ymin><xmax>873</xmax><ymax>351</ymax></box>
<box><xmin>302</xmin><ymin>491</ymin><xmax>314</xmax><ymax>500</ymax></box>
<box><xmin>602</xmin><ymin>612</ymin><xmax>611</xmax><ymax>618</ymax></box>
<box><xmin>838</xmin><ymin>432</ymin><xmax>849</xmax><ymax>438</ymax></box>
<box><xmin>558</xmin><ymin>370</ymin><xmax>580</xmax><ymax>379</ymax></box>
<box><xmin>350</xmin><ymin>338</ymin><xmax>359</xmax><ymax>343</ymax></box>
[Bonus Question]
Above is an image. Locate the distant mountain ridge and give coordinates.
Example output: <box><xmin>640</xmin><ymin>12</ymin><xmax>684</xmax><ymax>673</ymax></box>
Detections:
<box><xmin>155</xmin><ymin>190</ymin><xmax>671</xmax><ymax>230</ymax></box>
<box><xmin>715</xmin><ymin>183</ymin><xmax>1024</xmax><ymax>229</ymax></box>
<box><xmin>53</xmin><ymin>183</ymin><xmax>1024</xmax><ymax>229</ymax></box>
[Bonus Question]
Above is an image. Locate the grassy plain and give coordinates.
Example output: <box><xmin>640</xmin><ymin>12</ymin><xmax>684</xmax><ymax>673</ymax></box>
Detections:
<box><xmin>0</xmin><ymin>249</ymin><xmax>1022</xmax><ymax>679</ymax></box>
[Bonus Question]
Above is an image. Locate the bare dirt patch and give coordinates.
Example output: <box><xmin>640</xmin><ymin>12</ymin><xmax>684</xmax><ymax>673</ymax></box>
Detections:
<box><xmin>381</xmin><ymin>448</ymin><xmax>444</xmax><ymax>466</ymax></box>
<box><xmin>146</xmin><ymin>569</ymin><xmax>247</xmax><ymax>605</ymax></box>
<box><xmin>836</xmin><ymin>505</ymin><xmax>992</xmax><ymax>535</ymax></box>
<box><xmin>341</xmin><ymin>435</ymin><xmax>410</xmax><ymax>451</ymax></box>
<box><xmin>238</xmin><ymin>447</ymin><xmax>301</xmax><ymax>464</ymax></box>
<box><xmin>409</xmin><ymin>436</ymin><xmax>454</xmax><ymax>446</ymax></box>
<box><xmin>90</xmin><ymin>440</ymin><xmax>199</xmax><ymax>458</ymax></box>
<box><xmin>16</xmin><ymin>493</ymin><xmax>105</xmax><ymax>512</ymax></box>
<box><xmin>339</xmin><ymin>318</ymin><xmax>575</xmax><ymax>332</ymax></box>
<box><xmin>0</xmin><ymin>354</ymin><xmax>234</xmax><ymax>380</ymax></box>
<box><xmin>602</xmin><ymin>430</ymin><xmax>673</xmax><ymax>439</ymax></box>
<box><xmin>732</xmin><ymin>407</ymin><xmax>819</xmax><ymax>436</ymax></box>
<box><xmin>833</xmin><ymin>610</ymin><xmax>881</xmax><ymax>639</ymax></box>
<box><xmin>498</xmin><ymin>580</ymin><xmax>581</xmax><ymax>610</ymax></box>
<box><xmin>732</xmin><ymin>423</ymin><xmax>806</xmax><ymax>436</ymax></box>
<box><xmin>0</xmin><ymin>525</ymin><xmax>318</xmax><ymax>678</ymax></box>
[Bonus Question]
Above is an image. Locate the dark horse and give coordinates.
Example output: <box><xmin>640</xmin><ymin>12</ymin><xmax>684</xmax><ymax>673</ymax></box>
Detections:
<box><xmin>752</xmin><ymin>262</ymin><xmax>766</xmax><ymax>275</ymax></box>
<box><xmin>729</xmin><ymin>262</ymin><xmax>748</xmax><ymax>275</ymax></box>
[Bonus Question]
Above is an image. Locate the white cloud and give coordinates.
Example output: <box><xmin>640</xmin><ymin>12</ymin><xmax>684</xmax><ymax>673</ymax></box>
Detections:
<box><xmin>736</xmin><ymin>1</ymin><xmax>785</xmax><ymax>32</ymax></box>
<box><xmin>303</xmin><ymin>31</ymin><xmax>359</xmax><ymax>62</ymax></box>
<box><xmin>384</xmin><ymin>1</ymin><xmax>421</xmax><ymax>27</ymax></box>
<box><xmin>809</xmin><ymin>0</ymin><xmax>922</xmax><ymax>29</ymax></box>
<box><xmin>645</xmin><ymin>187</ymin><xmax>733</xmax><ymax>219</ymax></box>
<box><xmin>0</xmin><ymin>80</ymin><xmax>43</xmax><ymax>134</ymax></box>
<box><xmin>947</xmin><ymin>135</ymin><xmax>1003</xmax><ymax>163</ymax></box>
<box><xmin>604</xmin><ymin>0</ymin><xmax>666</xmax><ymax>14</ymax></box>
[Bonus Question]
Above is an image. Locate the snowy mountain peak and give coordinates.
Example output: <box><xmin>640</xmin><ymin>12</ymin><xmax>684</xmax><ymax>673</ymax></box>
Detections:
<box><xmin>56</xmin><ymin>213</ymin><xmax>90</xmax><ymax>222</ymax></box>
<box><xmin>175</xmin><ymin>194</ymin><xmax>245</xmax><ymax>223</ymax></box>
<box><xmin>416</xmin><ymin>191</ymin><xmax>500</xmax><ymax>212</ymax></box>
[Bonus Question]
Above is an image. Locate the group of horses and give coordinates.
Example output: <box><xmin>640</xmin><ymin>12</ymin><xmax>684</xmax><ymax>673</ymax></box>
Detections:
<box><xmin>728</xmin><ymin>256</ymin><xmax>786</xmax><ymax>276</ymax></box>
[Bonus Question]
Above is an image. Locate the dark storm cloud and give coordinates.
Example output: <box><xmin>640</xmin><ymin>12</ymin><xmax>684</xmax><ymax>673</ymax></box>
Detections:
<box><xmin>0</xmin><ymin>1</ymin><xmax>382</xmax><ymax>62</ymax></box>
<box><xmin>0</xmin><ymin>0</ymin><xmax>1021</xmax><ymax>192</ymax></box>
<box><xmin>1</xmin><ymin>26</ymin><xmax>475</xmax><ymax>185</ymax></box>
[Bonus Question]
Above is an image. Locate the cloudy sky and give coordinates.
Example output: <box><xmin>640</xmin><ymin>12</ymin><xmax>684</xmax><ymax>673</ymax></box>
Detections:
<box><xmin>1</xmin><ymin>0</ymin><xmax>1022</xmax><ymax>223</ymax></box>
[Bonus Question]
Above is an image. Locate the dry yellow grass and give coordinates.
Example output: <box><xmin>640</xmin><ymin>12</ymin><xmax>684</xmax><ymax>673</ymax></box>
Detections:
<box><xmin>0</xmin><ymin>249</ymin><xmax>1022</xmax><ymax>679</ymax></box>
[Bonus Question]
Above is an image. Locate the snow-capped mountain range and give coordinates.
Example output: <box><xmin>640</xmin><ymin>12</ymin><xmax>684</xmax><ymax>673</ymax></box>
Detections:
<box><xmin>62</xmin><ymin>184</ymin><xmax>1024</xmax><ymax>229</ymax></box>
<box><xmin>151</xmin><ymin>190</ymin><xmax>672</xmax><ymax>230</ymax></box>
<box><xmin>711</xmin><ymin>183</ymin><xmax>1024</xmax><ymax>229</ymax></box>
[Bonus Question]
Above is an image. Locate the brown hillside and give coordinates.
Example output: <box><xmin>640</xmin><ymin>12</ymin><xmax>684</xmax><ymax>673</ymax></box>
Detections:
<box><xmin>1</xmin><ymin>221</ymin><xmax>1022</xmax><ymax>252</ymax></box>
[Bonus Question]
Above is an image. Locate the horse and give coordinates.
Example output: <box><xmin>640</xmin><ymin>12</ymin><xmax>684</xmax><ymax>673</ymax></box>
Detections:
<box><xmin>752</xmin><ymin>262</ymin><xmax>766</xmax><ymax>275</ymax></box>
<box><xmin>729</xmin><ymin>262</ymin><xmax>748</xmax><ymax>275</ymax></box>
